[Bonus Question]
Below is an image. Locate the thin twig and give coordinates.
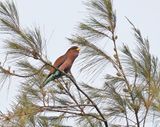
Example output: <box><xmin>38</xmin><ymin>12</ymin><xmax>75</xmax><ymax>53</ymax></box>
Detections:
<box><xmin>42</xmin><ymin>107</ymin><xmax>103</xmax><ymax>121</ymax></box>
<box><xmin>0</xmin><ymin>64</ymin><xmax>46</xmax><ymax>78</ymax></box>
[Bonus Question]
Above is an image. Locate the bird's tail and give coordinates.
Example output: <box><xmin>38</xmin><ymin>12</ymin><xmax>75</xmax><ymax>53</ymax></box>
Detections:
<box><xmin>41</xmin><ymin>71</ymin><xmax>61</xmax><ymax>88</ymax></box>
<box><xmin>43</xmin><ymin>74</ymin><xmax>56</xmax><ymax>86</ymax></box>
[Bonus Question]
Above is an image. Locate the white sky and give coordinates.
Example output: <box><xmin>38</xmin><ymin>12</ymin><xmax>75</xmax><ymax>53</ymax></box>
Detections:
<box><xmin>0</xmin><ymin>0</ymin><xmax>160</xmax><ymax>126</ymax></box>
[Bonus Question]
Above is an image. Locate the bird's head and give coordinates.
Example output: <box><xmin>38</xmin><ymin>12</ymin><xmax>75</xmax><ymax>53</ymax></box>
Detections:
<box><xmin>67</xmin><ymin>46</ymin><xmax>80</xmax><ymax>53</ymax></box>
<box><xmin>68</xmin><ymin>46</ymin><xmax>80</xmax><ymax>51</ymax></box>
<box><xmin>66</xmin><ymin>46</ymin><xmax>80</xmax><ymax>58</ymax></box>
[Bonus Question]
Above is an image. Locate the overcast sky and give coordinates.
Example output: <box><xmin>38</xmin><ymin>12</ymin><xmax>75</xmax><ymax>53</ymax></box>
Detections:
<box><xmin>0</xmin><ymin>0</ymin><xmax>160</xmax><ymax>126</ymax></box>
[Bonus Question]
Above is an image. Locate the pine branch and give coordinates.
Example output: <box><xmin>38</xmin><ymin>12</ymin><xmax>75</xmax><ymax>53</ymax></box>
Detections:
<box><xmin>66</xmin><ymin>75</ymin><xmax>109</xmax><ymax>127</ymax></box>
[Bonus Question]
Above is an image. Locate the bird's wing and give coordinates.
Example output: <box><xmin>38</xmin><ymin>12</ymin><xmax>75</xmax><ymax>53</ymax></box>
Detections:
<box><xmin>58</xmin><ymin>59</ymin><xmax>72</xmax><ymax>73</ymax></box>
<box><xmin>42</xmin><ymin>55</ymin><xmax>66</xmax><ymax>87</ymax></box>
<box><xmin>50</xmin><ymin>55</ymin><xmax>66</xmax><ymax>73</ymax></box>
<box><xmin>58</xmin><ymin>51</ymin><xmax>79</xmax><ymax>73</ymax></box>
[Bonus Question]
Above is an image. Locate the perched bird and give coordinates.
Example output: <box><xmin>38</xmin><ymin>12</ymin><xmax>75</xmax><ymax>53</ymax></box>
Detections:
<box><xmin>42</xmin><ymin>46</ymin><xmax>80</xmax><ymax>87</ymax></box>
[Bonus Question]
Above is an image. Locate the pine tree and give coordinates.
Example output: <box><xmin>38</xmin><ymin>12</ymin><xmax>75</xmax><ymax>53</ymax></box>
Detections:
<box><xmin>0</xmin><ymin>0</ymin><xmax>160</xmax><ymax>127</ymax></box>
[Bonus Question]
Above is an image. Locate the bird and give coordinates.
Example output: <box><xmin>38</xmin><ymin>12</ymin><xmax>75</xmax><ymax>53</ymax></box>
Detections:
<box><xmin>42</xmin><ymin>46</ymin><xmax>80</xmax><ymax>87</ymax></box>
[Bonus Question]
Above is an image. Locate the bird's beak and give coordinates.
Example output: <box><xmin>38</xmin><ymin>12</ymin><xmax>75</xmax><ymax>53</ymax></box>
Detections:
<box><xmin>76</xmin><ymin>47</ymin><xmax>80</xmax><ymax>51</ymax></box>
